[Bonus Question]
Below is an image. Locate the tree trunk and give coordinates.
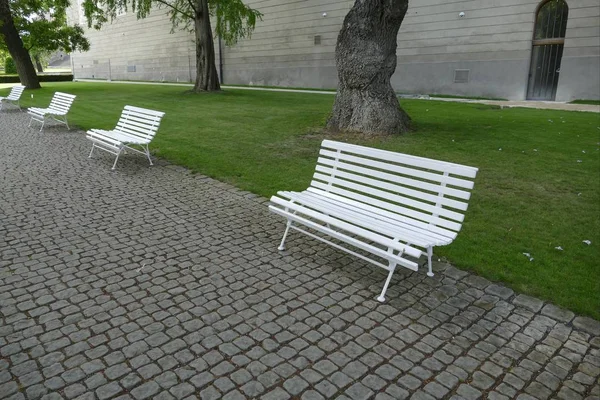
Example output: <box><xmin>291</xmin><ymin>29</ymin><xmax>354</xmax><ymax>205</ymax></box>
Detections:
<box><xmin>327</xmin><ymin>0</ymin><xmax>410</xmax><ymax>135</ymax></box>
<box><xmin>0</xmin><ymin>0</ymin><xmax>41</xmax><ymax>89</ymax></box>
<box><xmin>34</xmin><ymin>55</ymin><xmax>44</xmax><ymax>73</ymax></box>
<box><xmin>193</xmin><ymin>0</ymin><xmax>220</xmax><ymax>92</ymax></box>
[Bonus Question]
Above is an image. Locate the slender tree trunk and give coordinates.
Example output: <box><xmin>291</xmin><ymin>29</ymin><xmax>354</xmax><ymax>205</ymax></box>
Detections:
<box><xmin>193</xmin><ymin>0</ymin><xmax>220</xmax><ymax>92</ymax></box>
<box><xmin>327</xmin><ymin>0</ymin><xmax>410</xmax><ymax>135</ymax></box>
<box><xmin>0</xmin><ymin>0</ymin><xmax>41</xmax><ymax>89</ymax></box>
<box><xmin>34</xmin><ymin>55</ymin><xmax>44</xmax><ymax>73</ymax></box>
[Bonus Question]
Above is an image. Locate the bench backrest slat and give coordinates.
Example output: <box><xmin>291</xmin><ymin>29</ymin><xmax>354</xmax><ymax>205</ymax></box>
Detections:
<box><xmin>115</xmin><ymin>105</ymin><xmax>165</xmax><ymax>141</ymax></box>
<box><xmin>316</xmin><ymin>160</ymin><xmax>471</xmax><ymax>204</ymax></box>
<box><xmin>319</xmin><ymin>149</ymin><xmax>475</xmax><ymax>190</ymax></box>
<box><xmin>6</xmin><ymin>85</ymin><xmax>25</xmax><ymax>101</ymax></box>
<box><xmin>312</xmin><ymin>140</ymin><xmax>478</xmax><ymax>234</ymax></box>
<box><xmin>322</xmin><ymin>140</ymin><xmax>478</xmax><ymax>178</ymax></box>
<box><xmin>48</xmin><ymin>92</ymin><xmax>76</xmax><ymax>114</ymax></box>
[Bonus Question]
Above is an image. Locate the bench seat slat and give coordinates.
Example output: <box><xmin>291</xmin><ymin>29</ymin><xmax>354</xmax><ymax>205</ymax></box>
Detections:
<box><xmin>310</xmin><ymin>180</ymin><xmax>463</xmax><ymax>231</ymax></box>
<box><xmin>269</xmin><ymin>205</ymin><xmax>420</xmax><ymax>271</ymax></box>
<box><xmin>306</xmin><ymin>188</ymin><xmax>458</xmax><ymax>239</ymax></box>
<box><xmin>87</xmin><ymin>130</ymin><xmax>123</xmax><ymax>147</ymax></box>
<box><xmin>28</xmin><ymin>107</ymin><xmax>66</xmax><ymax>116</ymax></box>
<box><xmin>312</xmin><ymin>173</ymin><xmax>465</xmax><ymax>222</ymax></box>
<box><xmin>299</xmin><ymin>189</ymin><xmax>455</xmax><ymax>242</ymax></box>
<box><xmin>279</xmin><ymin>190</ymin><xmax>453</xmax><ymax>247</ymax></box>
<box><xmin>279</xmin><ymin>191</ymin><xmax>436</xmax><ymax>247</ymax></box>
<box><xmin>322</xmin><ymin>140</ymin><xmax>478</xmax><ymax>178</ymax></box>
<box><xmin>270</xmin><ymin>196</ymin><xmax>422</xmax><ymax>258</ymax></box>
<box><xmin>89</xmin><ymin>129</ymin><xmax>149</xmax><ymax>145</ymax></box>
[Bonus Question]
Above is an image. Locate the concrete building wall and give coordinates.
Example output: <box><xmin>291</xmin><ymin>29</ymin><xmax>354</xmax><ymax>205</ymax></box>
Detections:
<box><xmin>69</xmin><ymin>0</ymin><xmax>600</xmax><ymax>101</ymax></box>
<box><xmin>69</xmin><ymin>5</ymin><xmax>199</xmax><ymax>82</ymax></box>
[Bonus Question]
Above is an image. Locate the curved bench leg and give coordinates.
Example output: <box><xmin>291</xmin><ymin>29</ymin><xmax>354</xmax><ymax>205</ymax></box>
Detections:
<box><xmin>377</xmin><ymin>267</ymin><xmax>396</xmax><ymax>303</ymax></box>
<box><xmin>88</xmin><ymin>143</ymin><xmax>95</xmax><ymax>158</ymax></box>
<box><xmin>427</xmin><ymin>247</ymin><xmax>434</xmax><ymax>277</ymax></box>
<box><xmin>112</xmin><ymin>148</ymin><xmax>124</xmax><ymax>170</ymax></box>
<box><xmin>144</xmin><ymin>144</ymin><xmax>153</xmax><ymax>166</ymax></box>
<box><xmin>278</xmin><ymin>221</ymin><xmax>292</xmax><ymax>251</ymax></box>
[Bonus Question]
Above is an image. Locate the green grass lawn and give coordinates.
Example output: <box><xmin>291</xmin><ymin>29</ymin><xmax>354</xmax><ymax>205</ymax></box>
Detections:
<box><xmin>5</xmin><ymin>81</ymin><xmax>599</xmax><ymax>318</ymax></box>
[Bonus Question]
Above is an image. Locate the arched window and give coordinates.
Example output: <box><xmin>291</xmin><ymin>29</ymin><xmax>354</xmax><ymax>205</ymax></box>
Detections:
<box><xmin>534</xmin><ymin>0</ymin><xmax>569</xmax><ymax>40</ymax></box>
<box><xmin>527</xmin><ymin>0</ymin><xmax>569</xmax><ymax>100</ymax></box>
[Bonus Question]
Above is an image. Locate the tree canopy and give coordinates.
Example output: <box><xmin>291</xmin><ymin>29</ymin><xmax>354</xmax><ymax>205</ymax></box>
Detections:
<box><xmin>0</xmin><ymin>0</ymin><xmax>90</xmax><ymax>87</ymax></box>
<box><xmin>6</xmin><ymin>0</ymin><xmax>90</xmax><ymax>54</ymax></box>
<box><xmin>81</xmin><ymin>0</ymin><xmax>261</xmax><ymax>91</ymax></box>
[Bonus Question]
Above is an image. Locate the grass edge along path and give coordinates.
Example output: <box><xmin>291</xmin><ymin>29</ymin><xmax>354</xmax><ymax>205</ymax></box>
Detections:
<box><xmin>4</xmin><ymin>81</ymin><xmax>599</xmax><ymax>319</ymax></box>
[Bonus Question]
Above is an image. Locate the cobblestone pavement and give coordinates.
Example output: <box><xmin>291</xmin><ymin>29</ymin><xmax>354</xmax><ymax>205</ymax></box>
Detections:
<box><xmin>1</xmin><ymin>111</ymin><xmax>599</xmax><ymax>400</ymax></box>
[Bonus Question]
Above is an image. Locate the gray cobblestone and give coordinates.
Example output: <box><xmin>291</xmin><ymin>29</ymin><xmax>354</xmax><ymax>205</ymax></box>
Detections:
<box><xmin>0</xmin><ymin>112</ymin><xmax>597</xmax><ymax>400</ymax></box>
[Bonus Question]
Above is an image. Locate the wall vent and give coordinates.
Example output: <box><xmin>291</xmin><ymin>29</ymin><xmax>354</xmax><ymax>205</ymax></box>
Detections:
<box><xmin>127</xmin><ymin>65</ymin><xmax>136</xmax><ymax>72</ymax></box>
<box><xmin>92</xmin><ymin>60</ymin><xmax>98</xmax><ymax>65</ymax></box>
<box><xmin>314</xmin><ymin>35</ymin><xmax>321</xmax><ymax>45</ymax></box>
<box><xmin>454</xmin><ymin>69</ymin><xmax>470</xmax><ymax>83</ymax></box>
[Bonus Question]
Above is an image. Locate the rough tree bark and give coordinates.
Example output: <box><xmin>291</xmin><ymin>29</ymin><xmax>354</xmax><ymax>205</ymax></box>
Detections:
<box><xmin>327</xmin><ymin>0</ymin><xmax>410</xmax><ymax>135</ymax></box>
<box><xmin>0</xmin><ymin>0</ymin><xmax>41</xmax><ymax>89</ymax></box>
<box><xmin>34</xmin><ymin>55</ymin><xmax>44</xmax><ymax>73</ymax></box>
<box><xmin>193</xmin><ymin>0</ymin><xmax>220</xmax><ymax>92</ymax></box>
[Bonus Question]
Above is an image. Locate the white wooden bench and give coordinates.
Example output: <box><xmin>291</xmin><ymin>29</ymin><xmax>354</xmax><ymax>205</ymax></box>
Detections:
<box><xmin>28</xmin><ymin>92</ymin><xmax>76</xmax><ymax>132</ymax></box>
<box><xmin>0</xmin><ymin>85</ymin><xmax>25</xmax><ymax>111</ymax></box>
<box><xmin>269</xmin><ymin>140</ymin><xmax>478</xmax><ymax>302</ymax></box>
<box><xmin>86</xmin><ymin>105</ymin><xmax>165</xmax><ymax>170</ymax></box>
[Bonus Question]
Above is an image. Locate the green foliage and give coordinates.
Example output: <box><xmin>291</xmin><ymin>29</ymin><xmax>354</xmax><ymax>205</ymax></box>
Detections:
<box><xmin>7</xmin><ymin>81</ymin><xmax>599</xmax><ymax>319</ymax></box>
<box><xmin>0</xmin><ymin>0</ymin><xmax>90</xmax><ymax>54</ymax></box>
<box><xmin>212</xmin><ymin>1</ymin><xmax>261</xmax><ymax>46</ymax></box>
<box><xmin>4</xmin><ymin>57</ymin><xmax>16</xmax><ymax>74</ymax></box>
<box><xmin>82</xmin><ymin>0</ymin><xmax>262</xmax><ymax>46</ymax></box>
<box><xmin>0</xmin><ymin>49</ymin><xmax>7</xmax><ymax>68</ymax></box>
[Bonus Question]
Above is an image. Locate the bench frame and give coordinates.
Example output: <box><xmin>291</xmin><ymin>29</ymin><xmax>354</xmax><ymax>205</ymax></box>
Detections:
<box><xmin>0</xmin><ymin>85</ymin><xmax>25</xmax><ymax>112</ymax></box>
<box><xmin>86</xmin><ymin>105</ymin><xmax>165</xmax><ymax>170</ymax></box>
<box><xmin>88</xmin><ymin>135</ymin><xmax>153</xmax><ymax>170</ymax></box>
<box><xmin>28</xmin><ymin>92</ymin><xmax>76</xmax><ymax>132</ymax></box>
<box><xmin>269</xmin><ymin>140</ymin><xmax>478</xmax><ymax>302</ymax></box>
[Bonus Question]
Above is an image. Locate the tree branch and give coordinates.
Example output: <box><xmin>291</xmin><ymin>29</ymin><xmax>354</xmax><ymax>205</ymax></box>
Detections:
<box><xmin>186</xmin><ymin>0</ymin><xmax>196</xmax><ymax>14</ymax></box>
<box><xmin>153</xmin><ymin>0</ymin><xmax>194</xmax><ymax>19</ymax></box>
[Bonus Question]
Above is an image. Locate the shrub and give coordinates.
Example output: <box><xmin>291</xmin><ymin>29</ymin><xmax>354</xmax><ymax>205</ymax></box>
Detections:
<box><xmin>4</xmin><ymin>57</ymin><xmax>17</xmax><ymax>74</ymax></box>
<box><xmin>0</xmin><ymin>74</ymin><xmax>73</xmax><ymax>83</ymax></box>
